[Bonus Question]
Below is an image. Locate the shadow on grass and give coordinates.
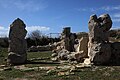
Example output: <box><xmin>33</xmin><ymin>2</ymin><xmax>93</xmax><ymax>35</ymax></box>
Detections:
<box><xmin>11</xmin><ymin>60</ymin><xmax>60</xmax><ymax>66</ymax></box>
<box><xmin>93</xmin><ymin>61</ymin><xmax>120</xmax><ymax>66</ymax></box>
<box><xmin>26</xmin><ymin>60</ymin><xmax>60</xmax><ymax>64</ymax></box>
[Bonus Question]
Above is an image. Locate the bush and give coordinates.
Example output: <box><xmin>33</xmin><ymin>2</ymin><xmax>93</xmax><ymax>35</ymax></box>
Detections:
<box><xmin>0</xmin><ymin>37</ymin><xmax>9</xmax><ymax>48</ymax></box>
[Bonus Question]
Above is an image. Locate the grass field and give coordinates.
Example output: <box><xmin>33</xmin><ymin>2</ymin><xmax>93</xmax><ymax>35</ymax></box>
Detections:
<box><xmin>0</xmin><ymin>48</ymin><xmax>120</xmax><ymax>80</ymax></box>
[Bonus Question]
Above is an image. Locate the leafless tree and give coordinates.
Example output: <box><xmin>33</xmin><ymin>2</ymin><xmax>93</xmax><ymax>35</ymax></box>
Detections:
<box><xmin>28</xmin><ymin>30</ymin><xmax>43</xmax><ymax>40</ymax></box>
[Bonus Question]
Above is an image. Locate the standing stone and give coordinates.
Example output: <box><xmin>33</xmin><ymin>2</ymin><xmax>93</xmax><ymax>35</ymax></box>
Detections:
<box><xmin>61</xmin><ymin>27</ymin><xmax>75</xmax><ymax>52</ymax></box>
<box><xmin>69</xmin><ymin>33</ymin><xmax>75</xmax><ymax>52</ymax></box>
<box><xmin>77</xmin><ymin>37</ymin><xmax>89</xmax><ymax>58</ymax></box>
<box><xmin>7</xmin><ymin>18</ymin><xmax>27</xmax><ymax>64</ymax></box>
<box><xmin>62</xmin><ymin>27</ymin><xmax>71</xmax><ymax>37</ymax></box>
<box><xmin>88</xmin><ymin>14</ymin><xmax>112</xmax><ymax>64</ymax></box>
<box><xmin>61</xmin><ymin>27</ymin><xmax>71</xmax><ymax>51</ymax></box>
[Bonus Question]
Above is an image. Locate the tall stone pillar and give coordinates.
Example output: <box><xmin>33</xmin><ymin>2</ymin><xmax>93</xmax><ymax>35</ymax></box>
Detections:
<box><xmin>88</xmin><ymin>14</ymin><xmax>112</xmax><ymax>64</ymax></box>
<box><xmin>61</xmin><ymin>27</ymin><xmax>75</xmax><ymax>52</ymax></box>
<box><xmin>7</xmin><ymin>18</ymin><xmax>27</xmax><ymax>64</ymax></box>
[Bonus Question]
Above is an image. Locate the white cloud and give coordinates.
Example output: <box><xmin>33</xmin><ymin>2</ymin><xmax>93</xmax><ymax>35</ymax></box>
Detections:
<box><xmin>100</xmin><ymin>6</ymin><xmax>111</xmax><ymax>11</ymax></box>
<box><xmin>0</xmin><ymin>26</ymin><xmax>50</xmax><ymax>37</ymax></box>
<box><xmin>78</xmin><ymin>5</ymin><xmax>120</xmax><ymax>12</ymax></box>
<box><xmin>77</xmin><ymin>8</ymin><xmax>87</xmax><ymax>11</ymax></box>
<box><xmin>0</xmin><ymin>26</ymin><xmax>9</xmax><ymax>37</ymax></box>
<box><xmin>0</xmin><ymin>26</ymin><xmax>5</xmax><ymax>30</ymax></box>
<box><xmin>111</xmin><ymin>5</ymin><xmax>120</xmax><ymax>10</ymax></box>
<box><xmin>78</xmin><ymin>5</ymin><xmax>120</xmax><ymax>23</ymax></box>
<box><xmin>77</xmin><ymin>8</ymin><xmax>97</xmax><ymax>12</ymax></box>
<box><xmin>0</xmin><ymin>25</ymin><xmax>50</xmax><ymax>37</ymax></box>
<box><xmin>111</xmin><ymin>13</ymin><xmax>120</xmax><ymax>22</ymax></box>
<box><xmin>111</xmin><ymin>26</ymin><xmax>120</xmax><ymax>30</ymax></box>
<box><xmin>0</xmin><ymin>32</ymin><xmax>8</xmax><ymax>37</ymax></box>
<box><xmin>99</xmin><ymin>5</ymin><xmax>120</xmax><ymax>11</ymax></box>
<box><xmin>112</xmin><ymin>18</ymin><xmax>120</xmax><ymax>22</ymax></box>
<box><xmin>112</xmin><ymin>13</ymin><xmax>120</xmax><ymax>18</ymax></box>
<box><xmin>0</xmin><ymin>0</ymin><xmax>48</xmax><ymax>12</ymax></box>
<box><xmin>26</xmin><ymin>26</ymin><xmax>50</xmax><ymax>32</ymax></box>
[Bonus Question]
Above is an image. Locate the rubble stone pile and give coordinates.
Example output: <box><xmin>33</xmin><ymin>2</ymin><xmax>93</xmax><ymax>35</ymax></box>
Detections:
<box><xmin>51</xmin><ymin>27</ymin><xmax>88</xmax><ymax>62</ymax></box>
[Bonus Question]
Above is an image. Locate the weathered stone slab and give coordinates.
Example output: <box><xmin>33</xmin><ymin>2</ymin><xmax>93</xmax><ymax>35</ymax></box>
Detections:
<box><xmin>77</xmin><ymin>37</ymin><xmax>89</xmax><ymax>58</ymax></box>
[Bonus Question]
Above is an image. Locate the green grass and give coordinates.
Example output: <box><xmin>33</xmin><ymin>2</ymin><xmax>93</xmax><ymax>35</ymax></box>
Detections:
<box><xmin>27</xmin><ymin>51</ymin><xmax>52</xmax><ymax>59</ymax></box>
<box><xmin>0</xmin><ymin>48</ymin><xmax>120</xmax><ymax>80</ymax></box>
<box><xmin>0</xmin><ymin>48</ymin><xmax>8</xmax><ymax>65</ymax></box>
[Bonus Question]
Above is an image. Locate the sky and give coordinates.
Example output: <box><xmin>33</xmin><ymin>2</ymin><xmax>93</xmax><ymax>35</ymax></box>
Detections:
<box><xmin>0</xmin><ymin>0</ymin><xmax>120</xmax><ymax>37</ymax></box>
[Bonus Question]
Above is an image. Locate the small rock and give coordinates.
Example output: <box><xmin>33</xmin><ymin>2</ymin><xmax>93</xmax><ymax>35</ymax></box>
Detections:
<box><xmin>46</xmin><ymin>69</ymin><xmax>57</xmax><ymax>75</ymax></box>
<box><xmin>84</xmin><ymin>58</ymin><xmax>91</xmax><ymax>65</ymax></box>
<box><xmin>51</xmin><ymin>53</ymin><xmax>58</xmax><ymax>57</ymax></box>
<box><xmin>4</xmin><ymin>67</ymin><xmax>12</xmax><ymax>71</ymax></box>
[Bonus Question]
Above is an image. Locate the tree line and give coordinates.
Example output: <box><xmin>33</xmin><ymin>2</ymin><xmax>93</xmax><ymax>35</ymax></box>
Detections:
<box><xmin>0</xmin><ymin>30</ymin><xmax>60</xmax><ymax>48</ymax></box>
<box><xmin>0</xmin><ymin>29</ymin><xmax>120</xmax><ymax>48</ymax></box>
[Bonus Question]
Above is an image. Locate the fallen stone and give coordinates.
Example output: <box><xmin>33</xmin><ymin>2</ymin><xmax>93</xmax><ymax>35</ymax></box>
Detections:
<box><xmin>29</xmin><ymin>46</ymin><xmax>38</xmax><ymax>52</ymax></box>
<box><xmin>46</xmin><ymin>69</ymin><xmax>57</xmax><ymax>75</ymax></box>
<box><xmin>0</xmin><ymin>65</ymin><xmax>7</xmax><ymax>67</ymax></box>
<box><xmin>57</xmin><ymin>49</ymin><xmax>70</xmax><ymax>60</ymax></box>
<box><xmin>58</xmin><ymin>71</ymin><xmax>70</xmax><ymax>76</ymax></box>
<box><xmin>51</xmin><ymin>57</ymin><xmax>58</xmax><ymax>61</ymax></box>
<box><xmin>7</xmin><ymin>52</ymin><xmax>27</xmax><ymax>64</ymax></box>
<box><xmin>0</xmin><ymin>69</ymin><xmax>4</xmax><ymax>71</ymax></box>
<box><xmin>3</xmin><ymin>67</ymin><xmax>12</xmax><ymax>71</ymax></box>
<box><xmin>84</xmin><ymin>58</ymin><xmax>91</xmax><ymax>65</ymax></box>
<box><xmin>76</xmin><ymin>63</ymin><xmax>91</xmax><ymax>68</ymax></box>
<box><xmin>68</xmin><ymin>51</ymin><xmax>85</xmax><ymax>62</ymax></box>
<box><xmin>14</xmin><ymin>65</ymin><xmax>26</xmax><ymax>70</ymax></box>
<box><xmin>51</xmin><ymin>53</ymin><xmax>58</xmax><ymax>57</ymax></box>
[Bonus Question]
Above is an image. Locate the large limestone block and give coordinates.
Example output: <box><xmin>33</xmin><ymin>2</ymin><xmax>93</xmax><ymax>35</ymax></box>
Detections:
<box><xmin>89</xmin><ymin>43</ymin><xmax>111</xmax><ymax>64</ymax></box>
<box><xmin>61</xmin><ymin>27</ymin><xmax>75</xmax><ymax>52</ymax></box>
<box><xmin>77</xmin><ymin>37</ymin><xmax>89</xmax><ymax>57</ymax></box>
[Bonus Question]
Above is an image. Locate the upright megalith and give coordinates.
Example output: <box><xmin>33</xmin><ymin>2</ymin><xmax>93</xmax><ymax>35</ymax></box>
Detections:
<box><xmin>77</xmin><ymin>37</ymin><xmax>89</xmax><ymax>58</ymax></box>
<box><xmin>61</xmin><ymin>27</ymin><xmax>75</xmax><ymax>52</ymax></box>
<box><xmin>7</xmin><ymin>18</ymin><xmax>27</xmax><ymax>64</ymax></box>
<box><xmin>88</xmin><ymin>14</ymin><xmax>112</xmax><ymax>64</ymax></box>
<box><xmin>61</xmin><ymin>27</ymin><xmax>71</xmax><ymax>51</ymax></box>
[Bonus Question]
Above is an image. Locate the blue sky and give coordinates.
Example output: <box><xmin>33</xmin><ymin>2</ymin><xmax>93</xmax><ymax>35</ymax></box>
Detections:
<box><xmin>0</xmin><ymin>0</ymin><xmax>120</xmax><ymax>37</ymax></box>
